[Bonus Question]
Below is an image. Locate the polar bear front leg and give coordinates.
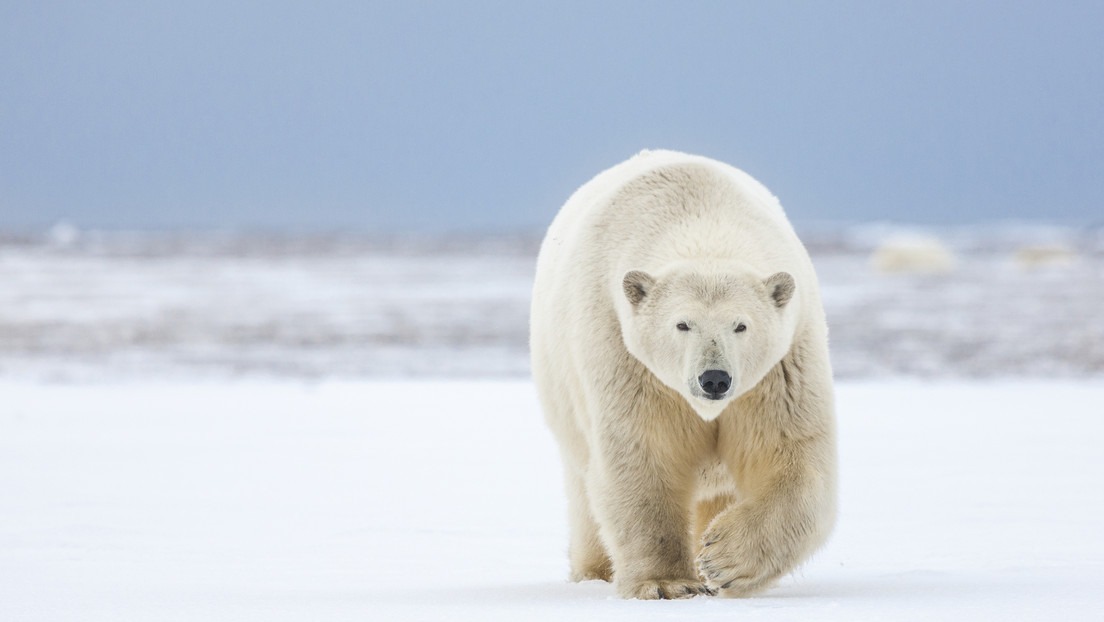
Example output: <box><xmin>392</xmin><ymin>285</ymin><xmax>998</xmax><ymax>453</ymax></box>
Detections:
<box><xmin>588</xmin><ymin>432</ymin><xmax>713</xmax><ymax>599</ymax></box>
<box><xmin>696</xmin><ymin>448</ymin><xmax>832</xmax><ymax>596</ymax></box>
<box><xmin>697</xmin><ymin>390</ymin><xmax>836</xmax><ymax>596</ymax></box>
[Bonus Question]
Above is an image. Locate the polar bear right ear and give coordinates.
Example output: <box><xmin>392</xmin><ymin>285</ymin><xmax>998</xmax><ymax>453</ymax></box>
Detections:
<box><xmin>764</xmin><ymin>272</ymin><xmax>795</xmax><ymax>308</ymax></box>
<box><xmin>623</xmin><ymin>270</ymin><xmax>655</xmax><ymax>306</ymax></box>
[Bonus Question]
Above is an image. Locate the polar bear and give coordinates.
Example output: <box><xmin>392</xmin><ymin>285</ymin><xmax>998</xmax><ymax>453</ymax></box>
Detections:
<box><xmin>530</xmin><ymin>150</ymin><xmax>837</xmax><ymax>599</ymax></box>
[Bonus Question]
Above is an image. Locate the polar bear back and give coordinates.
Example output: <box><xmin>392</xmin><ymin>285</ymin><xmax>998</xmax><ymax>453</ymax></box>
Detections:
<box><xmin>533</xmin><ymin>149</ymin><xmax>823</xmax><ymax>338</ymax></box>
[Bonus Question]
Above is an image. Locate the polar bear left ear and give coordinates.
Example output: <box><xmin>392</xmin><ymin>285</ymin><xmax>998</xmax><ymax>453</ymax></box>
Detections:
<box><xmin>623</xmin><ymin>270</ymin><xmax>655</xmax><ymax>307</ymax></box>
<box><xmin>765</xmin><ymin>272</ymin><xmax>795</xmax><ymax>308</ymax></box>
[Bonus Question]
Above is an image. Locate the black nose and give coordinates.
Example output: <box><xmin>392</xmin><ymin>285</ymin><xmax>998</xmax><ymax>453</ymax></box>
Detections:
<box><xmin>698</xmin><ymin>370</ymin><xmax>731</xmax><ymax>397</ymax></box>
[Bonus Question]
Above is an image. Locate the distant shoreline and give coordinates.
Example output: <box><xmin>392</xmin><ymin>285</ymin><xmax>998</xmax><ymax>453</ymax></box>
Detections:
<box><xmin>3</xmin><ymin>221</ymin><xmax>1102</xmax><ymax>256</ymax></box>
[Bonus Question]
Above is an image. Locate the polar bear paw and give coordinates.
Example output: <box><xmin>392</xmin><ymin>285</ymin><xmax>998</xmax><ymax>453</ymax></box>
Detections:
<box><xmin>617</xmin><ymin>578</ymin><xmax>715</xmax><ymax>600</ymax></box>
<box><xmin>696</xmin><ymin>525</ymin><xmax>782</xmax><ymax>597</ymax></box>
<box><xmin>569</xmin><ymin>564</ymin><xmax>612</xmax><ymax>583</ymax></box>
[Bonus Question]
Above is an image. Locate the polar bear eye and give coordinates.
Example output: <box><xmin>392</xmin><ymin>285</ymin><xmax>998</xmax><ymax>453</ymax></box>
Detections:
<box><xmin>734</xmin><ymin>323</ymin><xmax>747</xmax><ymax>333</ymax></box>
<box><xmin>676</xmin><ymin>322</ymin><xmax>690</xmax><ymax>332</ymax></box>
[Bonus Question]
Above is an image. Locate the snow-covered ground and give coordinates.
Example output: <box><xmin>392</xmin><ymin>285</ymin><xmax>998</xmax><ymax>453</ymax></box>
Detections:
<box><xmin>3</xmin><ymin>380</ymin><xmax>1103</xmax><ymax>621</ymax></box>
<box><xmin>1</xmin><ymin>228</ymin><xmax>1101</xmax><ymax>381</ymax></box>
<box><xmin>2</xmin><ymin>229</ymin><xmax>1102</xmax><ymax>619</ymax></box>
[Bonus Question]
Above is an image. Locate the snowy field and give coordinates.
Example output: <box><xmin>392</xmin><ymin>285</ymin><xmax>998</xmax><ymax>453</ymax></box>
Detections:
<box><xmin>3</xmin><ymin>380</ymin><xmax>1103</xmax><ymax>621</ymax></box>
<box><xmin>0</xmin><ymin>227</ymin><xmax>1102</xmax><ymax>380</ymax></box>
<box><xmin>2</xmin><ymin>229</ymin><xmax>1103</xmax><ymax>620</ymax></box>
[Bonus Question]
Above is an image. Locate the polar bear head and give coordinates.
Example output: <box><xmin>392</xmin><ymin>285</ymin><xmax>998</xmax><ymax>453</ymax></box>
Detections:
<box><xmin>621</xmin><ymin>263</ymin><xmax>796</xmax><ymax>421</ymax></box>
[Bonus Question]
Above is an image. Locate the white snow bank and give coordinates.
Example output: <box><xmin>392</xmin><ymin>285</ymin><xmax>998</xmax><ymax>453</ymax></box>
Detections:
<box><xmin>2</xmin><ymin>380</ymin><xmax>1103</xmax><ymax>621</ymax></box>
<box><xmin>3</xmin><ymin>232</ymin><xmax>1102</xmax><ymax>380</ymax></box>
<box><xmin>869</xmin><ymin>234</ymin><xmax>957</xmax><ymax>273</ymax></box>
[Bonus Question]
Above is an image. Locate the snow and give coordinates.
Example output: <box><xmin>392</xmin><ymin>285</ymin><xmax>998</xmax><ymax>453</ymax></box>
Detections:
<box><xmin>4</xmin><ymin>380</ymin><xmax>1103</xmax><ymax>621</ymax></box>
<box><xmin>2</xmin><ymin>229</ymin><xmax>1101</xmax><ymax>618</ymax></box>
<box><xmin>1</xmin><ymin>230</ymin><xmax>1102</xmax><ymax>381</ymax></box>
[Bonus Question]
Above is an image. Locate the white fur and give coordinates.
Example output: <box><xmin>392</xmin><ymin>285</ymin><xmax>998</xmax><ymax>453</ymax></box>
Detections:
<box><xmin>530</xmin><ymin>150</ymin><xmax>837</xmax><ymax>599</ymax></box>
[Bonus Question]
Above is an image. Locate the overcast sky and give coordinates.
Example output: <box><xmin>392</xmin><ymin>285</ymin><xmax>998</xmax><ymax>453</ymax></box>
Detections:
<box><xmin>2</xmin><ymin>2</ymin><xmax>1102</xmax><ymax>233</ymax></box>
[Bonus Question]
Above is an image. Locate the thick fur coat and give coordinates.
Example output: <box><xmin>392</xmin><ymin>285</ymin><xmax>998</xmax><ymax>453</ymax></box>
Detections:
<box><xmin>530</xmin><ymin>150</ymin><xmax>837</xmax><ymax>599</ymax></box>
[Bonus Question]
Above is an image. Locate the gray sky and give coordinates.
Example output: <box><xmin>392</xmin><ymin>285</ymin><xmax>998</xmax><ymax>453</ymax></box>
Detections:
<box><xmin>2</xmin><ymin>1</ymin><xmax>1102</xmax><ymax>233</ymax></box>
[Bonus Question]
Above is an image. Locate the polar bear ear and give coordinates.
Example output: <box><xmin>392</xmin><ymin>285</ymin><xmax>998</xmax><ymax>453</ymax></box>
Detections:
<box><xmin>765</xmin><ymin>272</ymin><xmax>795</xmax><ymax>308</ymax></box>
<box><xmin>623</xmin><ymin>270</ymin><xmax>655</xmax><ymax>306</ymax></box>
